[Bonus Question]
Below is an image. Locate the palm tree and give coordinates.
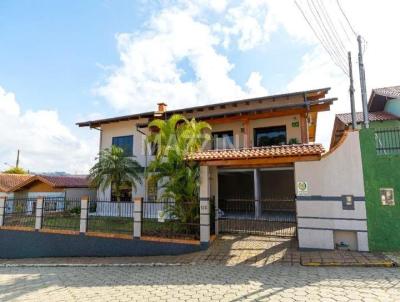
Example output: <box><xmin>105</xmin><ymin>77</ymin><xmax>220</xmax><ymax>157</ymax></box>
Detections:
<box><xmin>147</xmin><ymin>114</ymin><xmax>211</xmax><ymax>227</ymax></box>
<box><xmin>89</xmin><ymin>146</ymin><xmax>143</xmax><ymax>203</ymax></box>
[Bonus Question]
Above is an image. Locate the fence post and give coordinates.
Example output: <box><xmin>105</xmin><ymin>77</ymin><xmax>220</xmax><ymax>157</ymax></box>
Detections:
<box><xmin>200</xmin><ymin>198</ymin><xmax>210</xmax><ymax>248</ymax></box>
<box><xmin>133</xmin><ymin>197</ymin><xmax>142</xmax><ymax>239</ymax></box>
<box><xmin>80</xmin><ymin>196</ymin><xmax>89</xmax><ymax>234</ymax></box>
<box><xmin>35</xmin><ymin>197</ymin><xmax>44</xmax><ymax>230</ymax></box>
<box><xmin>200</xmin><ymin>165</ymin><xmax>210</xmax><ymax>248</ymax></box>
<box><xmin>0</xmin><ymin>196</ymin><xmax>6</xmax><ymax>227</ymax></box>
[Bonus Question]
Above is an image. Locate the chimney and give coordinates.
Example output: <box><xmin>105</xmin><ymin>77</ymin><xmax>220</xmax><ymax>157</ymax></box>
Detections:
<box><xmin>157</xmin><ymin>102</ymin><xmax>167</xmax><ymax>113</ymax></box>
<box><xmin>154</xmin><ymin>102</ymin><xmax>167</xmax><ymax>118</ymax></box>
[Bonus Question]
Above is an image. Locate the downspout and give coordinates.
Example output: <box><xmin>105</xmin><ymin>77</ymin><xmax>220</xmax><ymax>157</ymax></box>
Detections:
<box><xmin>91</xmin><ymin>125</ymin><xmax>102</xmax><ymax>199</ymax></box>
<box><xmin>136</xmin><ymin>125</ymin><xmax>148</xmax><ymax>201</ymax></box>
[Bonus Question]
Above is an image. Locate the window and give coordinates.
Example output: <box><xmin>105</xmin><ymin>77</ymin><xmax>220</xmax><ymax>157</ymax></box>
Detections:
<box><xmin>112</xmin><ymin>135</ymin><xmax>133</xmax><ymax>156</ymax></box>
<box><xmin>111</xmin><ymin>183</ymin><xmax>132</xmax><ymax>202</ymax></box>
<box><xmin>254</xmin><ymin>126</ymin><xmax>287</xmax><ymax>147</ymax></box>
<box><xmin>380</xmin><ymin>188</ymin><xmax>395</xmax><ymax>206</ymax></box>
<box><xmin>147</xmin><ymin>178</ymin><xmax>158</xmax><ymax>202</ymax></box>
<box><xmin>212</xmin><ymin>131</ymin><xmax>234</xmax><ymax>150</ymax></box>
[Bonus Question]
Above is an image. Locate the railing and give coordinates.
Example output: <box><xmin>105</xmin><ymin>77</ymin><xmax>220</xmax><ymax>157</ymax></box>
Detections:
<box><xmin>142</xmin><ymin>200</ymin><xmax>200</xmax><ymax>240</ymax></box>
<box><xmin>42</xmin><ymin>197</ymin><xmax>81</xmax><ymax>231</ymax></box>
<box><xmin>375</xmin><ymin>127</ymin><xmax>400</xmax><ymax>156</ymax></box>
<box><xmin>87</xmin><ymin>200</ymin><xmax>134</xmax><ymax>235</ymax></box>
<box><xmin>3</xmin><ymin>198</ymin><xmax>37</xmax><ymax>228</ymax></box>
<box><xmin>218</xmin><ymin>198</ymin><xmax>297</xmax><ymax>237</ymax></box>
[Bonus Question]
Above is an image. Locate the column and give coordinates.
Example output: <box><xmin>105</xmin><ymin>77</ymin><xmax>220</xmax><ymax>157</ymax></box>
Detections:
<box><xmin>133</xmin><ymin>197</ymin><xmax>142</xmax><ymax>239</ymax></box>
<box><xmin>80</xmin><ymin>196</ymin><xmax>89</xmax><ymax>234</ymax></box>
<box><xmin>254</xmin><ymin>169</ymin><xmax>261</xmax><ymax>219</ymax></box>
<box><xmin>0</xmin><ymin>196</ymin><xmax>6</xmax><ymax>226</ymax></box>
<box><xmin>35</xmin><ymin>197</ymin><xmax>44</xmax><ymax>230</ymax></box>
<box><xmin>200</xmin><ymin>165</ymin><xmax>210</xmax><ymax>248</ymax></box>
<box><xmin>211</xmin><ymin>167</ymin><xmax>219</xmax><ymax>236</ymax></box>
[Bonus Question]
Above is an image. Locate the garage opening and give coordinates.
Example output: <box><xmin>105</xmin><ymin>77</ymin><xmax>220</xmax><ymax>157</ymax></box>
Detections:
<box><xmin>218</xmin><ymin>168</ymin><xmax>297</xmax><ymax>237</ymax></box>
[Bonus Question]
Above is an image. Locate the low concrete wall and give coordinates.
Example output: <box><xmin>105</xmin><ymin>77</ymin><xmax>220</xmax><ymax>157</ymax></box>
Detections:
<box><xmin>295</xmin><ymin>131</ymin><xmax>369</xmax><ymax>251</ymax></box>
<box><xmin>0</xmin><ymin>230</ymin><xmax>201</xmax><ymax>259</ymax></box>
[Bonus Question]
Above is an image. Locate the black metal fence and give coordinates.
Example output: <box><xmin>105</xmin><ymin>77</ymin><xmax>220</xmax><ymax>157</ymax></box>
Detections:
<box><xmin>3</xmin><ymin>198</ymin><xmax>37</xmax><ymax>228</ymax></box>
<box><xmin>87</xmin><ymin>200</ymin><xmax>134</xmax><ymax>235</ymax></box>
<box><xmin>42</xmin><ymin>197</ymin><xmax>81</xmax><ymax>231</ymax></box>
<box><xmin>375</xmin><ymin>128</ymin><xmax>400</xmax><ymax>156</ymax></box>
<box><xmin>218</xmin><ymin>198</ymin><xmax>297</xmax><ymax>237</ymax></box>
<box><xmin>142</xmin><ymin>200</ymin><xmax>200</xmax><ymax>240</ymax></box>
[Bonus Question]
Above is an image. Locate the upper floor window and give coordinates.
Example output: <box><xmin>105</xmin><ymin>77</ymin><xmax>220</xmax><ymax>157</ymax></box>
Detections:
<box><xmin>254</xmin><ymin>126</ymin><xmax>287</xmax><ymax>147</ymax></box>
<box><xmin>212</xmin><ymin>131</ymin><xmax>234</xmax><ymax>150</ymax></box>
<box><xmin>112</xmin><ymin>135</ymin><xmax>133</xmax><ymax>157</ymax></box>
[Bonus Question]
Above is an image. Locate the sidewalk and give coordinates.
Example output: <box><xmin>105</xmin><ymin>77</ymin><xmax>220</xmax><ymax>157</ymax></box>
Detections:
<box><xmin>0</xmin><ymin>235</ymin><xmax>395</xmax><ymax>267</ymax></box>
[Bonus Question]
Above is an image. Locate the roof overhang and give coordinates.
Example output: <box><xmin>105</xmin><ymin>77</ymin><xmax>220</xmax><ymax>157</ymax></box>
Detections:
<box><xmin>77</xmin><ymin>87</ymin><xmax>332</xmax><ymax>128</ymax></box>
<box><xmin>185</xmin><ymin>144</ymin><xmax>324</xmax><ymax>167</ymax></box>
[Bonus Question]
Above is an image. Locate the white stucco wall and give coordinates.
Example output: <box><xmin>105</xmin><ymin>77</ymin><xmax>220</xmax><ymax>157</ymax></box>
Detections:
<box><xmin>99</xmin><ymin>119</ymin><xmax>151</xmax><ymax>200</ymax></box>
<box><xmin>294</xmin><ymin>131</ymin><xmax>369</xmax><ymax>251</ymax></box>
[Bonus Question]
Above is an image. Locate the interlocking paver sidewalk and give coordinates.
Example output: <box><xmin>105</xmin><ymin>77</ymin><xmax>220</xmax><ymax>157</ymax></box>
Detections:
<box><xmin>0</xmin><ymin>264</ymin><xmax>399</xmax><ymax>301</ymax></box>
<box><xmin>0</xmin><ymin>235</ymin><xmax>394</xmax><ymax>267</ymax></box>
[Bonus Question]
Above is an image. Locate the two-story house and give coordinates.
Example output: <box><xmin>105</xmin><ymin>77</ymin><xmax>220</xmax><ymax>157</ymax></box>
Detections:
<box><xmin>78</xmin><ymin>87</ymin><xmax>334</xmax><ymax>204</ymax></box>
<box><xmin>78</xmin><ymin>87</ymin><xmax>345</xmax><ymax>241</ymax></box>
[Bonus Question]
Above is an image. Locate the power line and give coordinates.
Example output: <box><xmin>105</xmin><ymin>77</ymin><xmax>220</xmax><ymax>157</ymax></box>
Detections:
<box><xmin>308</xmin><ymin>0</ymin><xmax>348</xmax><ymax>72</ymax></box>
<box><xmin>336</xmin><ymin>0</ymin><xmax>357</xmax><ymax>37</ymax></box>
<box><xmin>294</xmin><ymin>0</ymin><xmax>349</xmax><ymax>76</ymax></box>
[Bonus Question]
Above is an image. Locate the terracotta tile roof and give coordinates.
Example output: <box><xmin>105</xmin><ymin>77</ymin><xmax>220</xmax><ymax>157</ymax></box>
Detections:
<box><xmin>37</xmin><ymin>175</ymin><xmax>90</xmax><ymax>188</ymax></box>
<box><xmin>0</xmin><ymin>173</ymin><xmax>33</xmax><ymax>192</ymax></box>
<box><xmin>336</xmin><ymin>111</ymin><xmax>399</xmax><ymax>125</ymax></box>
<box><xmin>9</xmin><ymin>175</ymin><xmax>90</xmax><ymax>192</ymax></box>
<box><xmin>186</xmin><ymin>144</ymin><xmax>325</xmax><ymax>161</ymax></box>
<box><xmin>373</xmin><ymin>86</ymin><xmax>400</xmax><ymax>99</ymax></box>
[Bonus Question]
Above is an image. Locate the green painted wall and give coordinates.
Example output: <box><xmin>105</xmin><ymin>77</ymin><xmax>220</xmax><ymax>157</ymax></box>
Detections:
<box><xmin>384</xmin><ymin>99</ymin><xmax>400</xmax><ymax>117</ymax></box>
<box><xmin>360</xmin><ymin>127</ymin><xmax>400</xmax><ymax>251</ymax></box>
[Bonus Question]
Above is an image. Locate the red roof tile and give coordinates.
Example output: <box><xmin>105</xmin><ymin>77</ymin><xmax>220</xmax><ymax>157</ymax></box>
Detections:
<box><xmin>336</xmin><ymin>111</ymin><xmax>399</xmax><ymax>125</ymax></box>
<box><xmin>37</xmin><ymin>175</ymin><xmax>90</xmax><ymax>188</ymax></box>
<box><xmin>186</xmin><ymin>144</ymin><xmax>324</xmax><ymax>161</ymax></box>
<box><xmin>0</xmin><ymin>174</ymin><xmax>33</xmax><ymax>192</ymax></box>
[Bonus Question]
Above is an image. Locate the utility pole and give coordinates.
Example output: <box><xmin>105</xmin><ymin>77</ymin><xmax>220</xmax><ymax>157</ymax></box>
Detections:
<box><xmin>348</xmin><ymin>52</ymin><xmax>356</xmax><ymax>130</ymax></box>
<box><xmin>16</xmin><ymin>150</ymin><xmax>20</xmax><ymax>168</ymax></box>
<box><xmin>357</xmin><ymin>35</ymin><xmax>369</xmax><ymax>128</ymax></box>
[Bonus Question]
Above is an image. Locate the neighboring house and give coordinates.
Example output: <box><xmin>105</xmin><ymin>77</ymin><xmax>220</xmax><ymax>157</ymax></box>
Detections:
<box><xmin>78</xmin><ymin>87</ymin><xmax>370</xmax><ymax>251</ymax></box>
<box><xmin>0</xmin><ymin>173</ymin><xmax>32</xmax><ymax>199</ymax></box>
<box><xmin>332</xmin><ymin>85</ymin><xmax>400</xmax><ymax>251</ymax></box>
<box><xmin>8</xmin><ymin>175</ymin><xmax>96</xmax><ymax>200</ymax></box>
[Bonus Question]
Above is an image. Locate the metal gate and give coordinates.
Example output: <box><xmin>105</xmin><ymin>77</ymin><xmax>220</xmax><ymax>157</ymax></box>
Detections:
<box><xmin>218</xmin><ymin>199</ymin><xmax>297</xmax><ymax>237</ymax></box>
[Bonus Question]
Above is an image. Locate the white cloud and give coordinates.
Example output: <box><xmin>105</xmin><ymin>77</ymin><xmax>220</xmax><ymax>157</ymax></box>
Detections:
<box><xmin>246</xmin><ymin>72</ymin><xmax>269</xmax><ymax>97</ymax></box>
<box><xmin>0</xmin><ymin>86</ymin><xmax>96</xmax><ymax>174</ymax></box>
<box><xmin>97</xmin><ymin>0</ymin><xmax>400</xmax><ymax>150</ymax></box>
<box><xmin>281</xmin><ymin>0</ymin><xmax>400</xmax><ymax>148</ymax></box>
<box><xmin>95</xmin><ymin>3</ymin><xmax>270</xmax><ymax>112</ymax></box>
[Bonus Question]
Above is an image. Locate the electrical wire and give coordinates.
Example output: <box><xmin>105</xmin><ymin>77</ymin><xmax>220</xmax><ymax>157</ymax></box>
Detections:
<box><xmin>294</xmin><ymin>0</ymin><xmax>349</xmax><ymax>76</ymax></box>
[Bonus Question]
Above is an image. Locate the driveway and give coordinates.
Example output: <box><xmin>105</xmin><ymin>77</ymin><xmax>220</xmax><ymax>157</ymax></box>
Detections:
<box><xmin>1</xmin><ymin>264</ymin><xmax>399</xmax><ymax>301</ymax></box>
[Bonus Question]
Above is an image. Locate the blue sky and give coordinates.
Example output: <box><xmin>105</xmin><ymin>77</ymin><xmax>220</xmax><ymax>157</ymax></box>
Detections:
<box><xmin>0</xmin><ymin>1</ymin><xmax>310</xmax><ymax>127</ymax></box>
<box><xmin>0</xmin><ymin>0</ymin><xmax>398</xmax><ymax>173</ymax></box>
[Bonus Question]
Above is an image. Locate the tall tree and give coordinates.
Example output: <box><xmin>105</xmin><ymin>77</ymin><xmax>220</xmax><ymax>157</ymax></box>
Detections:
<box><xmin>147</xmin><ymin>114</ymin><xmax>211</xmax><ymax>224</ymax></box>
<box><xmin>89</xmin><ymin>146</ymin><xmax>142</xmax><ymax>201</ymax></box>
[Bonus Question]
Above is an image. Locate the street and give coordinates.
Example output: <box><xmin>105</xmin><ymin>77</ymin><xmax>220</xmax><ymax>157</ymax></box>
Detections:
<box><xmin>1</xmin><ymin>264</ymin><xmax>399</xmax><ymax>301</ymax></box>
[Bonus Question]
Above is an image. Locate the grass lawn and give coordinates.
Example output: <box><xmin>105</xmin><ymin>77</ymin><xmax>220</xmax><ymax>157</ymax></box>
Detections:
<box><xmin>4</xmin><ymin>214</ymin><xmax>199</xmax><ymax>239</ymax></box>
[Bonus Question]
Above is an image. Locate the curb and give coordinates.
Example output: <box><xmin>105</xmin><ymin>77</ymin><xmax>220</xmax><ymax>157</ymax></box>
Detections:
<box><xmin>301</xmin><ymin>260</ymin><xmax>396</xmax><ymax>268</ymax></box>
<box><xmin>0</xmin><ymin>262</ymin><xmax>197</xmax><ymax>268</ymax></box>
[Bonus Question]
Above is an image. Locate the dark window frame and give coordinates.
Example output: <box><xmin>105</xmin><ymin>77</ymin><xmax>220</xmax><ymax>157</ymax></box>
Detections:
<box><xmin>253</xmin><ymin>126</ymin><xmax>287</xmax><ymax>147</ymax></box>
<box><xmin>112</xmin><ymin>135</ymin><xmax>134</xmax><ymax>157</ymax></box>
<box><xmin>212</xmin><ymin>130</ymin><xmax>234</xmax><ymax>150</ymax></box>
